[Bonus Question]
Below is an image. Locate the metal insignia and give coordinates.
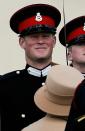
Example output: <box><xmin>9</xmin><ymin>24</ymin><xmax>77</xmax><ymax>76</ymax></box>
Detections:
<box><xmin>77</xmin><ymin>115</ymin><xmax>85</xmax><ymax>122</ymax></box>
<box><xmin>35</xmin><ymin>12</ymin><xmax>42</xmax><ymax>22</ymax></box>
<box><xmin>83</xmin><ymin>23</ymin><xmax>85</xmax><ymax>31</ymax></box>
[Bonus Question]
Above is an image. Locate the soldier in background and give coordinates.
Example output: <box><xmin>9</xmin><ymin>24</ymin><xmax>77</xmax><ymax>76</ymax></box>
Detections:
<box><xmin>59</xmin><ymin>16</ymin><xmax>85</xmax><ymax>131</ymax></box>
<box><xmin>59</xmin><ymin>16</ymin><xmax>85</xmax><ymax>77</ymax></box>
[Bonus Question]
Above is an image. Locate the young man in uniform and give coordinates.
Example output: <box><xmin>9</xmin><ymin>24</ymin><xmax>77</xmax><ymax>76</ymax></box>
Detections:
<box><xmin>59</xmin><ymin>16</ymin><xmax>85</xmax><ymax>77</ymax></box>
<box><xmin>59</xmin><ymin>16</ymin><xmax>85</xmax><ymax>131</ymax></box>
<box><xmin>0</xmin><ymin>3</ymin><xmax>61</xmax><ymax>131</ymax></box>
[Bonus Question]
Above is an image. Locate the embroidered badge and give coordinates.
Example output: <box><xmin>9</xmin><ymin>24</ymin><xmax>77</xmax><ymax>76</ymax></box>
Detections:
<box><xmin>35</xmin><ymin>12</ymin><xmax>42</xmax><ymax>22</ymax></box>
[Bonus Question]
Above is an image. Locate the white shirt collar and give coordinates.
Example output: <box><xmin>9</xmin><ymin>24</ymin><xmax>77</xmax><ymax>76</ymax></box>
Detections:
<box><xmin>27</xmin><ymin>65</ymin><xmax>51</xmax><ymax>77</ymax></box>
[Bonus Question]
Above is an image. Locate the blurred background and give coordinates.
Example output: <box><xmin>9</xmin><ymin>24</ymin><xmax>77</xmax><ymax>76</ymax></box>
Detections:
<box><xmin>0</xmin><ymin>0</ymin><xmax>85</xmax><ymax>74</ymax></box>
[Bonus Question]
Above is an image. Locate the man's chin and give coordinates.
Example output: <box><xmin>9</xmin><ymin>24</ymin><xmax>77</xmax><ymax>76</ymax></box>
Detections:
<box><xmin>35</xmin><ymin>57</ymin><xmax>50</xmax><ymax>62</ymax></box>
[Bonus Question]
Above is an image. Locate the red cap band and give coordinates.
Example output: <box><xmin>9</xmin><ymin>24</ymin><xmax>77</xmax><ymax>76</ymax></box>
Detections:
<box><xmin>18</xmin><ymin>15</ymin><xmax>55</xmax><ymax>32</ymax></box>
<box><xmin>67</xmin><ymin>26</ymin><xmax>85</xmax><ymax>42</ymax></box>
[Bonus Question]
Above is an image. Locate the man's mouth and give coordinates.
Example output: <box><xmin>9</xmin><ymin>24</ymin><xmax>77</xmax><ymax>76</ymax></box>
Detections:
<box><xmin>35</xmin><ymin>47</ymin><xmax>47</xmax><ymax>49</ymax></box>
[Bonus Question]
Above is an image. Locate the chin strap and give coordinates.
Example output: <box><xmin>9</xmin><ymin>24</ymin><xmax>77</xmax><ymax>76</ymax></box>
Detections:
<box><xmin>63</xmin><ymin>0</ymin><xmax>68</xmax><ymax>65</ymax></box>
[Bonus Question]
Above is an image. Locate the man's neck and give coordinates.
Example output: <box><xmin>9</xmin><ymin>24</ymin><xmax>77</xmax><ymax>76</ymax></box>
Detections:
<box><xmin>26</xmin><ymin>59</ymin><xmax>52</xmax><ymax>69</ymax></box>
<box><xmin>73</xmin><ymin>63</ymin><xmax>85</xmax><ymax>73</ymax></box>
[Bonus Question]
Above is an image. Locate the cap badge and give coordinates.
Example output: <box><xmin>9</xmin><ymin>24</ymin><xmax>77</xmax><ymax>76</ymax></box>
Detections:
<box><xmin>35</xmin><ymin>12</ymin><xmax>42</xmax><ymax>22</ymax></box>
<box><xmin>83</xmin><ymin>23</ymin><xmax>85</xmax><ymax>31</ymax></box>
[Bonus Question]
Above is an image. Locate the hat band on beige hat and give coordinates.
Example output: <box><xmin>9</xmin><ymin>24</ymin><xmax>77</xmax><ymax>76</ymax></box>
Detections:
<box><xmin>45</xmin><ymin>87</ymin><xmax>72</xmax><ymax>106</ymax></box>
<box><xmin>34</xmin><ymin>65</ymin><xmax>84</xmax><ymax>116</ymax></box>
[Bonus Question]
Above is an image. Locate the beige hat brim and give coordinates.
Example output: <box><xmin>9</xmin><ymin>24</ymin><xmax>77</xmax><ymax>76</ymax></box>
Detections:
<box><xmin>34</xmin><ymin>85</ymin><xmax>71</xmax><ymax>116</ymax></box>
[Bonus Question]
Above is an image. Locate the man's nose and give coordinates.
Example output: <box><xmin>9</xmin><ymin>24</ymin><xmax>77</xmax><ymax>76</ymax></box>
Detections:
<box><xmin>37</xmin><ymin>36</ymin><xmax>44</xmax><ymax>43</ymax></box>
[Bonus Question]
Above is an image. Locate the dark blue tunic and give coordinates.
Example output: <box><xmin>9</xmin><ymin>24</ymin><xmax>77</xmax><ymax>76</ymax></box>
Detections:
<box><xmin>65</xmin><ymin>79</ymin><xmax>85</xmax><ymax>131</ymax></box>
<box><xmin>0</xmin><ymin>64</ymin><xmax>51</xmax><ymax>131</ymax></box>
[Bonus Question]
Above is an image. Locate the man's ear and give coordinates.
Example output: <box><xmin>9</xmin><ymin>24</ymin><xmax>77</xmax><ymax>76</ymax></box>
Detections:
<box><xmin>53</xmin><ymin>35</ymin><xmax>56</xmax><ymax>47</ymax></box>
<box><xmin>68</xmin><ymin>48</ymin><xmax>72</xmax><ymax>61</ymax></box>
<box><xmin>19</xmin><ymin>37</ymin><xmax>26</xmax><ymax>49</ymax></box>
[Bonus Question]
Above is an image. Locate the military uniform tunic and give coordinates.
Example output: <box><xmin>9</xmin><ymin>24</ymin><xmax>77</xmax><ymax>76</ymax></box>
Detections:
<box><xmin>0</xmin><ymin>64</ymin><xmax>55</xmax><ymax>131</ymax></box>
<box><xmin>65</xmin><ymin>79</ymin><xmax>85</xmax><ymax>131</ymax></box>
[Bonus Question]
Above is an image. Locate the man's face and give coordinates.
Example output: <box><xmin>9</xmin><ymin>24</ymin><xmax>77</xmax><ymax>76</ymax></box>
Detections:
<box><xmin>19</xmin><ymin>33</ymin><xmax>56</xmax><ymax>62</ymax></box>
<box><xmin>68</xmin><ymin>44</ymin><xmax>85</xmax><ymax>64</ymax></box>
